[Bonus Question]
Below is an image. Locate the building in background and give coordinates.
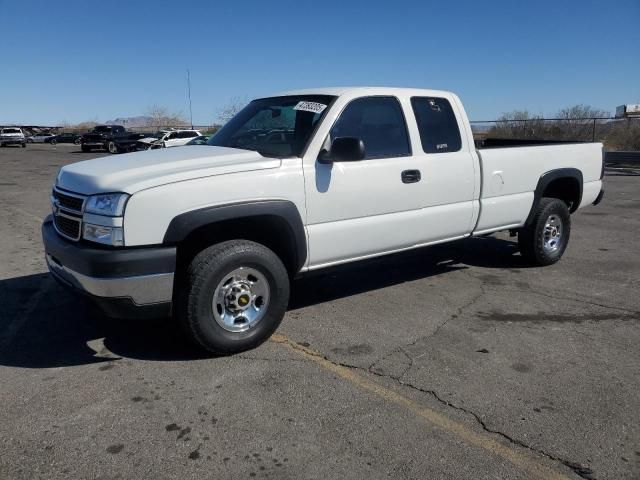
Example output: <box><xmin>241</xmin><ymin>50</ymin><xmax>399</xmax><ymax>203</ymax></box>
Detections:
<box><xmin>616</xmin><ymin>104</ymin><xmax>640</xmax><ymax>118</ymax></box>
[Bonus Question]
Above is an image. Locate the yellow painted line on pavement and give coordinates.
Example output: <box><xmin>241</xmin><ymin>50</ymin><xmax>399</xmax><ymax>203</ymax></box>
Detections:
<box><xmin>271</xmin><ymin>333</ymin><xmax>570</xmax><ymax>480</ymax></box>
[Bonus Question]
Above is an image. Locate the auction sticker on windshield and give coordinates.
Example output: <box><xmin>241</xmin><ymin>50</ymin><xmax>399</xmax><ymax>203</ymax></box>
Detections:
<box><xmin>293</xmin><ymin>101</ymin><xmax>327</xmax><ymax>114</ymax></box>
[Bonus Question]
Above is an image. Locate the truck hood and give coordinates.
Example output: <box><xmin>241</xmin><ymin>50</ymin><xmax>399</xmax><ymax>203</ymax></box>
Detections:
<box><xmin>56</xmin><ymin>146</ymin><xmax>281</xmax><ymax>195</ymax></box>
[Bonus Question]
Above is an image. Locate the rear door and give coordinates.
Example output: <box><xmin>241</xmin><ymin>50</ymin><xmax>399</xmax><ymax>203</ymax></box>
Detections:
<box><xmin>407</xmin><ymin>95</ymin><xmax>477</xmax><ymax>241</ymax></box>
<box><xmin>302</xmin><ymin>95</ymin><xmax>426</xmax><ymax>268</ymax></box>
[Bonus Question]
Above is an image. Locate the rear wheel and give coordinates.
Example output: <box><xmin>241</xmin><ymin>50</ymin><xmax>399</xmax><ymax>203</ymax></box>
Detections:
<box><xmin>518</xmin><ymin>197</ymin><xmax>571</xmax><ymax>266</ymax></box>
<box><xmin>178</xmin><ymin>240</ymin><xmax>290</xmax><ymax>355</ymax></box>
<box><xmin>21</xmin><ymin>142</ymin><xmax>26</xmax><ymax>148</ymax></box>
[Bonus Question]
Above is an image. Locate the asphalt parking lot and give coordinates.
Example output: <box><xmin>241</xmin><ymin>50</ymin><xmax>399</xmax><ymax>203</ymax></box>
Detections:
<box><xmin>1</xmin><ymin>143</ymin><xmax>639</xmax><ymax>480</ymax></box>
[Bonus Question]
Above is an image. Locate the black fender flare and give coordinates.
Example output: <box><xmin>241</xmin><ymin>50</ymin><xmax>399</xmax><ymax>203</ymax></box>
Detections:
<box><xmin>162</xmin><ymin>200</ymin><xmax>307</xmax><ymax>271</ymax></box>
<box><xmin>525</xmin><ymin>168</ymin><xmax>583</xmax><ymax>225</ymax></box>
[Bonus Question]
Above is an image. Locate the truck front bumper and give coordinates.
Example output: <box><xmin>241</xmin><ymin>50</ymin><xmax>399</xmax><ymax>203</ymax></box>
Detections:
<box><xmin>42</xmin><ymin>216</ymin><xmax>175</xmax><ymax>318</ymax></box>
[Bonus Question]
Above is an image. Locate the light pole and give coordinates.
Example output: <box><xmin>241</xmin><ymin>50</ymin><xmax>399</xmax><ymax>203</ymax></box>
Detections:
<box><xmin>187</xmin><ymin>69</ymin><xmax>194</xmax><ymax>129</ymax></box>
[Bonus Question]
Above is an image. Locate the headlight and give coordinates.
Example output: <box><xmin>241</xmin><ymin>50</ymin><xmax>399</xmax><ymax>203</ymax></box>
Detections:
<box><xmin>85</xmin><ymin>193</ymin><xmax>129</xmax><ymax>216</ymax></box>
<box><xmin>83</xmin><ymin>223</ymin><xmax>124</xmax><ymax>246</ymax></box>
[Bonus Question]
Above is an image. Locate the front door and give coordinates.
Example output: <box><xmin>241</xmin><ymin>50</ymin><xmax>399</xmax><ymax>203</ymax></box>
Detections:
<box><xmin>303</xmin><ymin>96</ymin><xmax>425</xmax><ymax>268</ymax></box>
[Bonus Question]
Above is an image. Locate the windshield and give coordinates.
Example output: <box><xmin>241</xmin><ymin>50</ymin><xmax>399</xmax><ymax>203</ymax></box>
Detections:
<box><xmin>2</xmin><ymin>128</ymin><xmax>21</xmax><ymax>134</ymax></box>
<box><xmin>208</xmin><ymin>95</ymin><xmax>336</xmax><ymax>158</ymax></box>
<box><xmin>93</xmin><ymin>126</ymin><xmax>112</xmax><ymax>133</ymax></box>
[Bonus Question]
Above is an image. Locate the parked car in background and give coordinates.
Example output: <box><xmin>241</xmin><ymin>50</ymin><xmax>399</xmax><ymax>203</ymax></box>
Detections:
<box><xmin>51</xmin><ymin>133</ymin><xmax>82</xmax><ymax>145</ymax></box>
<box><xmin>27</xmin><ymin>132</ymin><xmax>56</xmax><ymax>143</ymax></box>
<box><xmin>0</xmin><ymin>127</ymin><xmax>26</xmax><ymax>147</ymax></box>
<box><xmin>81</xmin><ymin>125</ymin><xmax>152</xmax><ymax>153</ymax></box>
<box><xmin>138</xmin><ymin>129</ymin><xmax>202</xmax><ymax>149</ymax></box>
<box><xmin>185</xmin><ymin>134</ymin><xmax>211</xmax><ymax>145</ymax></box>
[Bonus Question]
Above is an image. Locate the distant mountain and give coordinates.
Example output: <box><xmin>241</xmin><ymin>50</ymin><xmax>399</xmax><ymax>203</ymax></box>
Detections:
<box><xmin>105</xmin><ymin>116</ymin><xmax>154</xmax><ymax>127</ymax></box>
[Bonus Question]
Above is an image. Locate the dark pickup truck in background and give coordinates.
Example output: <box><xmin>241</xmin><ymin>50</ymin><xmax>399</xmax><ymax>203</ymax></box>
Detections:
<box><xmin>81</xmin><ymin>125</ymin><xmax>151</xmax><ymax>154</ymax></box>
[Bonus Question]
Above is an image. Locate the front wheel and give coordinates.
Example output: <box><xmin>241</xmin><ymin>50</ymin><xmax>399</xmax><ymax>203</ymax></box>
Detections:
<box><xmin>518</xmin><ymin>197</ymin><xmax>571</xmax><ymax>266</ymax></box>
<box><xmin>107</xmin><ymin>141</ymin><xmax>119</xmax><ymax>154</ymax></box>
<box><xmin>177</xmin><ymin>240</ymin><xmax>290</xmax><ymax>354</ymax></box>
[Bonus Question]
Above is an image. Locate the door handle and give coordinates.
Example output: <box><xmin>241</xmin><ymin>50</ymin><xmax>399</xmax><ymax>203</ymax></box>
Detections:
<box><xmin>401</xmin><ymin>169</ymin><xmax>421</xmax><ymax>184</ymax></box>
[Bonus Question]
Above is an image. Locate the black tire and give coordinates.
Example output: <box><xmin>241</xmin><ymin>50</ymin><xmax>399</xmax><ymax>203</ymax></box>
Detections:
<box><xmin>50</xmin><ymin>139</ymin><xmax>57</xmax><ymax>145</ymax></box>
<box><xmin>21</xmin><ymin>143</ymin><xmax>26</xmax><ymax>148</ymax></box>
<box><xmin>74</xmin><ymin>138</ymin><xmax>81</xmax><ymax>145</ymax></box>
<box><xmin>178</xmin><ymin>240</ymin><xmax>290</xmax><ymax>355</ymax></box>
<box><xmin>81</xmin><ymin>145</ymin><xmax>91</xmax><ymax>152</ymax></box>
<box><xmin>107</xmin><ymin>141</ymin><xmax>119</xmax><ymax>154</ymax></box>
<box><xmin>518</xmin><ymin>197</ymin><xmax>571</xmax><ymax>266</ymax></box>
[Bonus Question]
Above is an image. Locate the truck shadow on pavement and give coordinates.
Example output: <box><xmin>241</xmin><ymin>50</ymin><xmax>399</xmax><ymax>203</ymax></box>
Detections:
<box><xmin>0</xmin><ymin>236</ymin><xmax>523</xmax><ymax>369</ymax></box>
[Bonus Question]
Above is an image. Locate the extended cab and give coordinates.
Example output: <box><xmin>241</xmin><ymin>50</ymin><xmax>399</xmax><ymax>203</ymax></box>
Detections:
<box><xmin>43</xmin><ymin>87</ymin><xmax>604</xmax><ymax>354</ymax></box>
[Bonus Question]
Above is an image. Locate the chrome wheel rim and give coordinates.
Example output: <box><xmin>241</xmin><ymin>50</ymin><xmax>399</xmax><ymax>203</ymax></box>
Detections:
<box><xmin>108</xmin><ymin>142</ymin><xmax>117</xmax><ymax>153</ymax></box>
<box><xmin>212</xmin><ymin>267</ymin><xmax>270</xmax><ymax>332</ymax></box>
<box><xmin>542</xmin><ymin>214</ymin><xmax>563</xmax><ymax>253</ymax></box>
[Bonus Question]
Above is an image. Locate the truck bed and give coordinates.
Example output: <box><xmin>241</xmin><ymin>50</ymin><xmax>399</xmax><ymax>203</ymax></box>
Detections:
<box><xmin>472</xmin><ymin>142</ymin><xmax>603</xmax><ymax>234</ymax></box>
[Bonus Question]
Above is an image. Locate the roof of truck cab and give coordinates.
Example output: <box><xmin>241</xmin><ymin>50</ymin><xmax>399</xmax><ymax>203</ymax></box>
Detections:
<box><xmin>273</xmin><ymin>86</ymin><xmax>455</xmax><ymax>98</ymax></box>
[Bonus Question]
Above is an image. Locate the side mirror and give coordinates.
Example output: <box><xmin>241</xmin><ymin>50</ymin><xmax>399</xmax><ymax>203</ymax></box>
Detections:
<box><xmin>320</xmin><ymin>137</ymin><xmax>365</xmax><ymax>164</ymax></box>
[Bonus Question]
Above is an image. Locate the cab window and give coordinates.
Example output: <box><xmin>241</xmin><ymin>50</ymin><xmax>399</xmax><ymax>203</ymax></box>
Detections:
<box><xmin>410</xmin><ymin>97</ymin><xmax>462</xmax><ymax>153</ymax></box>
<box><xmin>330</xmin><ymin>96</ymin><xmax>410</xmax><ymax>159</ymax></box>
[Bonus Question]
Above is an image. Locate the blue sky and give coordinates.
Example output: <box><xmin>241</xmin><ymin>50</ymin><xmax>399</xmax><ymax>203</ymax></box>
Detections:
<box><xmin>1</xmin><ymin>0</ymin><xmax>638</xmax><ymax>125</ymax></box>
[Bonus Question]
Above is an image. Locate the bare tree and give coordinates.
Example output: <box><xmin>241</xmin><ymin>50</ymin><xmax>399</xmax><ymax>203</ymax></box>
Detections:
<box><xmin>554</xmin><ymin>104</ymin><xmax>611</xmax><ymax>140</ymax></box>
<box><xmin>488</xmin><ymin>105</ymin><xmax>614</xmax><ymax>141</ymax></box>
<box><xmin>217</xmin><ymin>97</ymin><xmax>247</xmax><ymax>124</ymax></box>
<box><xmin>145</xmin><ymin>105</ymin><xmax>188</xmax><ymax>129</ymax></box>
<box><xmin>70</xmin><ymin>120</ymin><xmax>99</xmax><ymax>133</ymax></box>
<box><xmin>556</xmin><ymin>105</ymin><xmax>609</xmax><ymax>120</ymax></box>
<box><xmin>489</xmin><ymin>110</ymin><xmax>546</xmax><ymax>139</ymax></box>
<box><xmin>146</xmin><ymin>105</ymin><xmax>169</xmax><ymax>128</ymax></box>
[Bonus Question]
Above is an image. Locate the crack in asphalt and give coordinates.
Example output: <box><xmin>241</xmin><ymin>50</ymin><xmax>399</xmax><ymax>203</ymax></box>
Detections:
<box><xmin>289</xmin><ymin>341</ymin><xmax>595</xmax><ymax>480</ymax></box>
<box><xmin>278</xmin><ymin>274</ymin><xmax>597</xmax><ymax>479</ymax></box>
<box><xmin>272</xmin><ymin>262</ymin><xmax>636</xmax><ymax>479</ymax></box>
<box><xmin>365</xmin><ymin>367</ymin><xmax>596</xmax><ymax>480</ymax></box>
<box><xmin>368</xmin><ymin>276</ymin><xmax>487</xmax><ymax>379</ymax></box>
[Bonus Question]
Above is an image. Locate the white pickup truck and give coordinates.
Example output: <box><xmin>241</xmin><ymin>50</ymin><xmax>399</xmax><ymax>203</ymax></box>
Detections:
<box><xmin>42</xmin><ymin>87</ymin><xmax>604</xmax><ymax>354</ymax></box>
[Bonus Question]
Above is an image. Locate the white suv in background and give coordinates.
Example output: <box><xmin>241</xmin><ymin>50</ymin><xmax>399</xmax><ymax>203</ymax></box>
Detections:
<box><xmin>140</xmin><ymin>129</ymin><xmax>202</xmax><ymax>149</ymax></box>
<box><xmin>0</xmin><ymin>127</ymin><xmax>26</xmax><ymax>147</ymax></box>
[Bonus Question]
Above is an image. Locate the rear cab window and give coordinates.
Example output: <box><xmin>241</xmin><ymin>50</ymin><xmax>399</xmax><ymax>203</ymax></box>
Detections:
<box><xmin>410</xmin><ymin>97</ymin><xmax>462</xmax><ymax>153</ymax></box>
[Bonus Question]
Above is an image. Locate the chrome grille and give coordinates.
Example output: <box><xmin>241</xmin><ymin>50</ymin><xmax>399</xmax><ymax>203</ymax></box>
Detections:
<box><xmin>52</xmin><ymin>188</ymin><xmax>86</xmax><ymax>241</ymax></box>
<box><xmin>52</xmin><ymin>189</ymin><xmax>85</xmax><ymax>211</ymax></box>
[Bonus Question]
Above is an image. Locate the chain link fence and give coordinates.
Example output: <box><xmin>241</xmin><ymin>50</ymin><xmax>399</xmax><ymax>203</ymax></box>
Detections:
<box><xmin>470</xmin><ymin>117</ymin><xmax>640</xmax><ymax>151</ymax></box>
